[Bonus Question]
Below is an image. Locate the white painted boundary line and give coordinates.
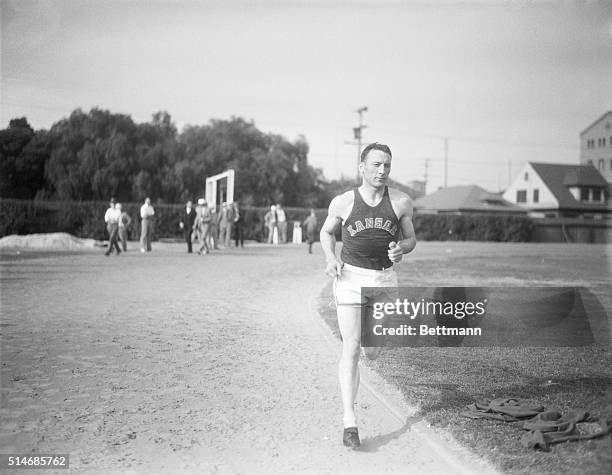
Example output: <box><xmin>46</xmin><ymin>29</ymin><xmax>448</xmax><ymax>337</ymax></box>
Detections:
<box><xmin>307</xmin><ymin>296</ymin><xmax>498</xmax><ymax>475</ymax></box>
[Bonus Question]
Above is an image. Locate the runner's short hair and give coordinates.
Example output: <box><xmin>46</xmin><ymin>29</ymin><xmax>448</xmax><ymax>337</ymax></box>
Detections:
<box><xmin>360</xmin><ymin>142</ymin><xmax>392</xmax><ymax>162</ymax></box>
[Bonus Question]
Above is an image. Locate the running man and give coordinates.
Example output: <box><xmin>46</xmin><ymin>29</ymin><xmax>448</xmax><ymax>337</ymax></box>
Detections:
<box><xmin>320</xmin><ymin>142</ymin><xmax>417</xmax><ymax>449</ymax></box>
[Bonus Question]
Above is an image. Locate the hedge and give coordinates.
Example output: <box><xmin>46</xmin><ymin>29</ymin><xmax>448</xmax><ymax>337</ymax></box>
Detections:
<box><xmin>0</xmin><ymin>199</ymin><xmax>328</xmax><ymax>242</ymax></box>
<box><xmin>0</xmin><ymin>199</ymin><xmax>533</xmax><ymax>242</ymax></box>
<box><xmin>413</xmin><ymin>213</ymin><xmax>534</xmax><ymax>242</ymax></box>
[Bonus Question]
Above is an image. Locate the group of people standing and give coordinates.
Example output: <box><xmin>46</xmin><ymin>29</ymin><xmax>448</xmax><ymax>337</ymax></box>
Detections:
<box><xmin>104</xmin><ymin>197</ymin><xmax>153</xmax><ymax>255</ymax></box>
<box><xmin>179</xmin><ymin>200</ymin><xmax>243</xmax><ymax>255</ymax></box>
<box><xmin>263</xmin><ymin>204</ymin><xmax>288</xmax><ymax>244</ymax></box>
<box><xmin>263</xmin><ymin>204</ymin><xmax>319</xmax><ymax>253</ymax></box>
<box><xmin>105</xmin><ymin>198</ymin><xmax>319</xmax><ymax>255</ymax></box>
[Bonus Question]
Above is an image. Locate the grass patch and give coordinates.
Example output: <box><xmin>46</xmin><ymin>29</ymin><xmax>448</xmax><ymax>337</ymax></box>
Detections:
<box><xmin>318</xmin><ymin>243</ymin><xmax>612</xmax><ymax>474</ymax></box>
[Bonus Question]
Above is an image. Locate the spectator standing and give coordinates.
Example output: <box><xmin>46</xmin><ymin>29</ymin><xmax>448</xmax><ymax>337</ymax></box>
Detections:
<box><xmin>218</xmin><ymin>202</ymin><xmax>235</xmax><ymax>248</ymax></box>
<box><xmin>264</xmin><ymin>205</ymin><xmax>277</xmax><ymax>244</ymax></box>
<box><xmin>303</xmin><ymin>208</ymin><xmax>318</xmax><ymax>254</ymax></box>
<box><xmin>233</xmin><ymin>202</ymin><xmax>244</xmax><ymax>248</ymax></box>
<box><xmin>104</xmin><ymin>198</ymin><xmax>121</xmax><ymax>256</ymax></box>
<box><xmin>140</xmin><ymin>197</ymin><xmax>155</xmax><ymax>252</ymax></box>
<box><xmin>116</xmin><ymin>203</ymin><xmax>132</xmax><ymax>252</ymax></box>
<box><xmin>276</xmin><ymin>203</ymin><xmax>287</xmax><ymax>243</ymax></box>
<box><xmin>179</xmin><ymin>200</ymin><xmax>197</xmax><ymax>253</ymax></box>
<box><xmin>209</xmin><ymin>204</ymin><xmax>220</xmax><ymax>250</ymax></box>
<box><xmin>194</xmin><ymin>198</ymin><xmax>212</xmax><ymax>255</ymax></box>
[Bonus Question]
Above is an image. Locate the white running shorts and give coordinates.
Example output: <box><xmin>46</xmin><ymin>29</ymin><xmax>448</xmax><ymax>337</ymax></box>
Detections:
<box><xmin>333</xmin><ymin>263</ymin><xmax>398</xmax><ymax>307</ymax></box>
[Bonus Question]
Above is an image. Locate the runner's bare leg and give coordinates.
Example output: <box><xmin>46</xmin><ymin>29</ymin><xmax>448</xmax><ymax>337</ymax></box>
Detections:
<box><xmin>337</xmin><ymin>305</ymin><xmax>362</xmax><ymax>428</ymax></box>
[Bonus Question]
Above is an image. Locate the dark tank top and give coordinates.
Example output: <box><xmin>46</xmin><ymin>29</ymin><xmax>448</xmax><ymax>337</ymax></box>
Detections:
<box><xmin>340</xmin><ymin>187</ymin><xmax>400</xmax><ymax>270</ymax></box>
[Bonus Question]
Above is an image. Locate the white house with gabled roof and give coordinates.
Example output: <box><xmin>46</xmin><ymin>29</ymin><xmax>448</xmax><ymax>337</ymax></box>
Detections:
<box><xmin>503</xmin><ymin>162</ymin><xmax>609</xmax><ymax>218</ymax></box>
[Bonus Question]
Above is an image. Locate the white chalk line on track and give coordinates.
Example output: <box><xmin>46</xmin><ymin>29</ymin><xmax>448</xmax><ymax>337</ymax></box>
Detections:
<box><xmin>306</xmin><ymin>296</ymin><xmax>498</xmax><ymax>475</ymax></box>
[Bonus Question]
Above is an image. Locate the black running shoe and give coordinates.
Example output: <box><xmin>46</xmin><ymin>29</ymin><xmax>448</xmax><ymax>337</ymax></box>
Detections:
<box><xmin>342</xmin><ymin>427</ymin><xmax>360</xmax><ymax>449</ymax></box>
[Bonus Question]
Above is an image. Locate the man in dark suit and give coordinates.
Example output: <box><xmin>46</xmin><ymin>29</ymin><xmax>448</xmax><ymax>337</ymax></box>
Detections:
<box><xmin>179</xmin><ymin>200</ymin><xmax>197</xmax><ymax>253</ymax></box>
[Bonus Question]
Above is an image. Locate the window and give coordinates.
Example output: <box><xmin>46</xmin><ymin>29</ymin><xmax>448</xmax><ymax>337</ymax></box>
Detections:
<box><xmin>524</xmin><ymin>172</ymin><xmax>529</xmax><ymax>181</ymax></box>
<box><xmin>533</xmin><ymin>189</ymin><xmax>539</xmax><ymax>203</ymax></box>
<box><xmin>592</xmin><ymin>188</ymin><xmax>602</xmax><ymax>202</ymax></box>
<box><xmin>599</xmin><ymin>159</ymin><xmax>605</xmax><ymax>171</ymax></box>
<box><xmin>517</xmin><ymin>190</ymin><xmax>527</xmax><ymax>203</ymax></box>
<box><xmin>580</xmin><ymin>188</ymin><xmax>589</xmax><ymax>201</ymax></box>
<box><xmin>587</xmin><ymin>159</ymin><xmax>593</xmax><ymax>166</ymax></box>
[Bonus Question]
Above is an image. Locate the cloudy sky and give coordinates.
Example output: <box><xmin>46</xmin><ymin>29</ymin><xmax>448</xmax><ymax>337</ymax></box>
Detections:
<box><xmin>2</xmin><ymin>0</ymin><xmax>611</xmax><ymax>192</ymax></box>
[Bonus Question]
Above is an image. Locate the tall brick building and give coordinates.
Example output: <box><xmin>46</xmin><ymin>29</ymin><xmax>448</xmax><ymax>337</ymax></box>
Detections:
<box><xmin>580</xmin><ymin>111</ymin><xmax>612</xmax><ymax>184</ymax></box>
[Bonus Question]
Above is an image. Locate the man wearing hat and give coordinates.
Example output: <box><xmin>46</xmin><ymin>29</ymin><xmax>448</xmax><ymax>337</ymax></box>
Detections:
<box><xmin>104</xmin><ymin>197</ymin><xmax>122</xmax><ymax>256</ymax></box>
<box><xmin>116</xmin><ymin>203</ymin><xmax>132</xmax><ymax>252</ymax></box>
<box><xmin>194</xmin><ymin>198</ymin><xmax>212</xmax><ymax>255</ymax></box>
<box><xmin>179</xmin><ymin>200</ymin><xmax>197</xmax><ymax>253</ymax></box>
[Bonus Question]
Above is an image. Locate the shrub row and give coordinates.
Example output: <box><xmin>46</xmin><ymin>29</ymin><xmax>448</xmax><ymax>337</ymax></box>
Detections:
<box><xmin>0</xmin><ymin>199</ymin><xmax>327</xmax><ymax>242</ymax></box>
<box><xmin>413</xmin><ymin>213</ymin><xmax>534</xmax><ymax>242</ymax></box>
<box><xmin>0</xmin><ymin>199</ymin><xmax>534</xmax><ymax>242</ymax></box>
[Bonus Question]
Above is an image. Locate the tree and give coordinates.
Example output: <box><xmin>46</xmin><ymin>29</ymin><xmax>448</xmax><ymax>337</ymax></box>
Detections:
<box><xmin>2</xmin><ymin>109</ymin><xmax>330</xmax><ymax>206</ymax></box>
<box><xmin>133</xmin><ymin>111</ymin><xmax>182</xmax><ymax>202</ymax></box>
<box><xmin>177</xmin><ymin>118</ymin><xmax>323</xmax><ymax>207</ymax></box>
<box><xmin>0</xmin><ymin>118</ymin><xmax>48</xmax><ymax>199</ymax></box>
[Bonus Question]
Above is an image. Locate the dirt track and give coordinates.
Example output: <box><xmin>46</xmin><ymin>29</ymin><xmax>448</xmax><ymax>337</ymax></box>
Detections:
<box><xmin>1</xmin><ymin>243</ymin><xmax>494</xmax><ymax>474</ymax></box>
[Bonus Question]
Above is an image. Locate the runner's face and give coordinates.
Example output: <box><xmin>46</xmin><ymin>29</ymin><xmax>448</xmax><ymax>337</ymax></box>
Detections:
<box><xmin>361</xmin><ymin>150</ymin><xmax>391</xmax><ymax>188</ymax></box>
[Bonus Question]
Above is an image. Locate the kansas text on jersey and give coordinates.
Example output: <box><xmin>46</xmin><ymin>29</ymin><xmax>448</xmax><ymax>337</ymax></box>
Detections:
<box><xmin>340</xmin><ymin>186</ymin><xmax>400</xmax><ymax>270</ymax></box>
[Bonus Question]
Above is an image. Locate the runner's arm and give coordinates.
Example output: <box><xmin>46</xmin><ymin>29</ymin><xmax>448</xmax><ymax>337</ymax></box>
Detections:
<box><xmin>320</xmin><ymin>197</ymin><xmax>344</xmax><ymax>278</ymax></box>
<box><xmin>388</xmin><ymin>196</ymin><xmax>417</xmax><ymax>262</ymax></box>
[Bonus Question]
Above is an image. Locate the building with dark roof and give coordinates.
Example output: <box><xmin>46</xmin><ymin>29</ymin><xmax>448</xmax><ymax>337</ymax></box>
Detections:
<box><xmin>580</xmin><ymin>111</ymin><xmax>612</xmax><ymax>184</ymax></box>
<box><xmin>386</xmin><ymin>178</ymin><xmax>425</xmax><ymax>200</ymax></box>
<box><xmin>502</xmin><ymin>162</ymin><xmax>609</xmax><ymax>218</ymax></box>
<box><xmin>414</xmin><ymin>185</ymin><xmax>526</xmax><ymax>215</ymax></box>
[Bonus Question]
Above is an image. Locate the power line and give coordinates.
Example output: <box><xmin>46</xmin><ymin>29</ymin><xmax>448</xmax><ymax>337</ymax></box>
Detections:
<box><xmin>368</xmin><ymin>126</ymin><xmax>577</xmax><ymax>151</ymax></box>
<box><xmin>353</xmin><ymin>106</ymin><xmax>367</xmax><ymax>181</ymax></box>
<box><xmin>444</xmin><ymin>136</ymin><xmax>448</xmax><ymax>187</ymax></box>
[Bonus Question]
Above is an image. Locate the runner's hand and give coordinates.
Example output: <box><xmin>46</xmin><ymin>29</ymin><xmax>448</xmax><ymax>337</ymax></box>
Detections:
<box><xmin>325</xmin><ymin>258</ymin><xmax>343</xmax><ymax>278</ymax></box>
<box><xmin>388</xmin><ymin>241</ymin><xmax>403</xmax><ymax>263</ymax></box>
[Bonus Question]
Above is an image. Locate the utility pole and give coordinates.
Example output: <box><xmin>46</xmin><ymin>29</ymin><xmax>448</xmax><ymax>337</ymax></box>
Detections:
<box><xmin>507</xmin><ymin>159</ymin><xmax>512</xmax><ymax>188</ymax></box>
<box><xmin>423</xmin><ymin>158</ymin><xmax>430</xmax><ymax>195</ymax></box>
<box><xmin>444</xmin><ymin>137</ymin><xmax>448</xmax><ymax>188</ymax></box>
<box><xmin>353</xmin><ymin>106</ymin><xmax>368</xmax><ymax>181</ymax></box>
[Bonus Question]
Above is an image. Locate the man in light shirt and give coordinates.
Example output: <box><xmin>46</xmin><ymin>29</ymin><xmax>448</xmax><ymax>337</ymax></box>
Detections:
<box><xmin>140</xmin><ymin>197</ymin><xmax>155</xmax><ymax>252</ymax></box>
<box><xmin>218</xmin><ymin>202</ymin><xmax>235</xmax><ymax>248</ymax></box>
<box><xmin>264</xmin><ymin>205</ymin><xmax>277</xmax><ymax>244</ymax></box>
<box><xmin>276</xmin><ymin>203</ymin><xmax>287</xmax><ymax>243</ymax></box>
<box><xmin>104</xmin><ymin>197</ymin><xmax>122</xmax><ymax>256</ymax></box>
